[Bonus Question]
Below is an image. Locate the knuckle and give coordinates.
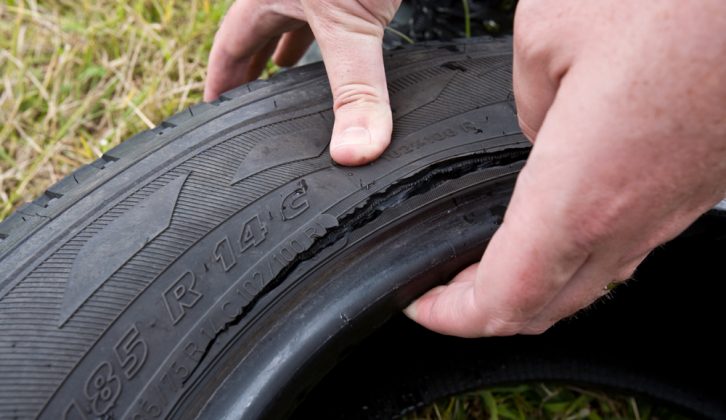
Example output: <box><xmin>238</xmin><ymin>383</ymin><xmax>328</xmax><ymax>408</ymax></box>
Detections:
<box><xmin>483</xmin><ymin>316</ymin><xmax>528</xmax><ymax>337</ymax></box>
<box><xmin>268</xmin><ymin>2</ymin><xmax>305</xmax><ymax>21</ymax></box>
<box><xmin>304</xmin><ymin>1</ymin><xmax>387</xmax><ymax>37</ymax></box>
<box><xmin>332</xmin><ymin>83</ymin><xmax>387</xmax><ymax>111</ymax></box>
<box><xmin>513</xmin><ymin>2</ymin><xmax>547</xmax><ymax>61</ymax></box>
<box><xmin>521</xmin><ymin>321</ymin><xmax>554</xmax><ymax>335</ymax></box>
<box><xmin>517</xmin><ymin>115</ymin><xmax>538</xmax><ymax>143</ymax></box>
<box><xmin>614</xmin><ymin>265</ymin><xmax>637</xmax><ymax>283</ymax></box>
<box><xmin>513</xmin><ymin>14</ymin><xmax>532</xmax><ymax>51</ymax></box>
<box><xmin>514</xmin><ymin>1</ymin><xmax>573</xmax><ymax>79</ymax></box>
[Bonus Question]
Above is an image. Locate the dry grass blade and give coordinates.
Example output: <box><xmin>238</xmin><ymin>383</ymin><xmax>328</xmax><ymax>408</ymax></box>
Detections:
<box><xmin>0</xmin><ymin>0</ymin><xmax>231</xmax><ymax>220</ymax></box>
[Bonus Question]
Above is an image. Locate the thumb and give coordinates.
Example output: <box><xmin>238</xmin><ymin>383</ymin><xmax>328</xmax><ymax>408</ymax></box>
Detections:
<box><xmin>404</xmin><ymin>263</ymin><xmax>483</xmax><ymax>337</ymax></box>
<box><xmin>301</xmin><ymin>1</ymin><xmax>398</xmax><ymax>166</ymax></box>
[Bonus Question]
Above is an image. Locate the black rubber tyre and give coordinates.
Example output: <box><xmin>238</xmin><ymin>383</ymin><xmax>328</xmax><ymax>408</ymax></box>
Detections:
<box><xmin>293</xmin><ymin>210</ymin><xmax>726</xmax><ymax>419</ymax></box>
<box><xmin>0</xmin><ymin>37</ymin><xmax>723</xmax><ymax>419</ymax></box>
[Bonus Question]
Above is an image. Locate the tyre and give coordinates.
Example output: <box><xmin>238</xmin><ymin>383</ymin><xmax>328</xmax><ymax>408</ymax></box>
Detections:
<box><xmin>0</xmin><ymin>37</ymin><xmax>723</xmax><ymax>419</ymax></box>
<box><xmin>294</xmin><ymin>209</ymin><xmax>726</xmax><ymax>419</ymax></box>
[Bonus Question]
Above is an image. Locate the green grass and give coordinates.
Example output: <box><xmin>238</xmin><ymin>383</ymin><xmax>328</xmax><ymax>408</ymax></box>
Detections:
<box><xmin>0</xmin><ymin>0</ymin><xmax>233</xmax><ymax>220</ymax></box>
<box><xmin>405</xmin><ymin>383</ymin><xmax>688</xmax><ymax>420</ymax></box>
<box><xmin>0</xmin><ymin>2</ymin><xmax>689</xmax><ymax>418</ymax></box>
<box><xmin>462</xmin><ymin>0</ymin><xmax>472</xmax><ymax>38</ymax></box>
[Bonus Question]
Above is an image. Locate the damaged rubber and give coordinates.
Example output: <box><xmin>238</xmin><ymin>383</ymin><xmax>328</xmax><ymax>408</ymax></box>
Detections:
<box><xmin>0</xmin><ymin>37</ymin><xmax>529</xmax><ymax>419</ymax></box>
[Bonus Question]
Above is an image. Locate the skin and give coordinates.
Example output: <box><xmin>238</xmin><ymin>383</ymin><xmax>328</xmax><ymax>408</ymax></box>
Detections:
<box><xmin>205</xmin><ymin>0</ymin><xmax>401</xmax><ymax>166</ymax></box>
<box><xmin>206</xmin><ymin>0</ymin><xmax>726</xmax><ymax>337</ymax></box>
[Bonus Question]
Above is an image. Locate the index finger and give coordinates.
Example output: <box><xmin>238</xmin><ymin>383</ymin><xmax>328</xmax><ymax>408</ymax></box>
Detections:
<box><xmin>204</xmin><ymin>0</ymin><xmax>306</xmax><ymax>101</ymax></box>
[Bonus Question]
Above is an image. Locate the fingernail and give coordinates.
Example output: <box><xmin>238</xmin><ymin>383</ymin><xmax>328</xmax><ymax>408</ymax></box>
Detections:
<box><xmin>333</xmin><ymin>127</ymin><xmax>371</xmax><ymax>149</ymax></box>
<box><xmin>403</xmin><ymin>302</ymin><xmax>417</xmax><ymax>320</ymax></box>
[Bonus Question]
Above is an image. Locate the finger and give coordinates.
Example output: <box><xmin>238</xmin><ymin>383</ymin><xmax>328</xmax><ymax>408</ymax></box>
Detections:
<box><xmin>204</xmin><ymin>0</ymin><xmax>305</xmax><ymax>101</ymax></box>
<box><xmin>511</xmin><ymin>1</ymin><xmax>575</xmax><ymax>142</ymax></box>
<box><xmin>405</xmin><ymin>262</ymin><xmax>479</xmax><ymax>310</ymax></box>
<box><xmin>512</xmin><ymin>35</ymin><xmax>556</xmax><ymax>140</ymax></box>
<box><xmin>406</xmin><ymin>195</ymin><xmax>592</xmax><ymax>337</ymax></box>
<box><xmin>273</xmin><ymin>25</ymin><xmax>315</xmax><ymax>67</ymax></box>
<box><xmin>407</xmin><ymin>59</ymin><xmax>617</xmax><ymax>337</ymax></box>
<box><xmin>301</xmin><ymin>1</ymin><xmax>397</xmax><ymax>166</ymax></box>
<box><xmin>404</xmin><ymin>263</ymin><xmax>481</xmax><ymax>337</ymax></box>
<box><xmin>205</xmin><ymin>37</ymin><xmax>250</xmax><ymax>101</ymax></box>
<box><xmin>521</xmin><ymin>252</ymin><xmax>648</xmax><ymax>334</ymax></box>
<box><xmin>247</xmin><ymin>36</ymin><xmax>282</xmax><ymax>82</ymax></box>
<box><xmin>429</xmin><ymin>50</ymin><xmax>667</xmax><ymax>337</ymax></box>
<box><xmin>411</xmin><ymin>0</ymin><xmax>726</xmax><ymax>339</ymax></box>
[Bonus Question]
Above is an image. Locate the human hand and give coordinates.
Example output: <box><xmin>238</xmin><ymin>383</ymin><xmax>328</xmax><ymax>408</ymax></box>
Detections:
<box><xmin>406</xmin><ymin>0</ymin><xmax>726</xmax><ymax>337</ymax></box>
<box><xmin>205</xmin><ymin>0</ymin><xmax>401</xmax><ymax>166</ymax></box>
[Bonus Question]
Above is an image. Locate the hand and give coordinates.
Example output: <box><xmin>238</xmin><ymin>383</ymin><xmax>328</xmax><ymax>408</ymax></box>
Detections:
<box><xmin>204</xmin><ymin>0</ymin><xmax>401</xmax><ymax>166</ymax></box>
<box><xmin>406</xmin><ymin>0</ymin><xmax>726</xmax><ymax>337</ymax></box>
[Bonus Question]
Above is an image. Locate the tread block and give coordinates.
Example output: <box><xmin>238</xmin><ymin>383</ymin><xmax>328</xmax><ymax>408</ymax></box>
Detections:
<box><xmin>0</xmin><ymin>217</ymin><xmax>21</xmax><ymax>239</ymax></box>
<box><xmin>15</xmin><ymin>202</ymin><xmax>46</xmax><ymax>217</ymax></box>
<box><xmin>271</xmin><ymin>62</ymin><xmax>325</xmax><ymax>85</ymax></box>
<box><xmin>219</xmin><ymin>84</ymin><xmax>249</xmax><ymax>99</ymax></box>
<box><xmin>32</xmin><ymin>192</ymin><xmax>60</xmax><ymax>209</ymax></box>
<box><xmin>151</xmin><ymin>121</ymin><xmax>176</xmax><ymax>136</ymax></box>
<box><xmin>92</xmin><ymin>155</ymin><xmax>119</xmax><ymax>170</ymax></box>
<box><xmin>0</xmin><ymin>207</ymin><xmax>44</xmax><ymax>238</ymax></box>
<box><xmin>245</xmin><ymin>79</ymin><xmax>270</xmax><ymax>93</ymax></box>
<box><xmin>163</xmin><ymin>109</ymin><xmax>193</xmax><ymax>127</ymax></box>
<box><xmin>0</xmin><ymin>213</ymin><xmax>26</xmax><ymax>238</ymax></box>
<box><xmin>105</xmin><ymin>130</ymin><xmax>156</xmax><ymax>160</ymax></box>
<box><xmin>47</xmin><ymin>165</ymin><xmax>102</xmax><ymax>196</ymax></box>
<box><xmin>189</xmin><ymin>102</ymin><xmax>216</xmax><ymax>117</ymax></box>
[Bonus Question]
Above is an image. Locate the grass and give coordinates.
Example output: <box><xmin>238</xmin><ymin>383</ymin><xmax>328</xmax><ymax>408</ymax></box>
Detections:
<box><xmin>405</xmin><ymin>383</ymin><xmax>688</xmax><ymax>420</ymax></box>
<box><xmin>0</xmin><ymin>0</ymin><xmax>233</xmax><ymax>220</ymax></box>
<box><xmin>462</xmin><ymin>0</ymin><xmax>472</xmax><ymax>38</ymax></box>
<box><xmin>0</xmin><ymin>1</ymin><xmax>688</xmax><ymax>418</ymax></box>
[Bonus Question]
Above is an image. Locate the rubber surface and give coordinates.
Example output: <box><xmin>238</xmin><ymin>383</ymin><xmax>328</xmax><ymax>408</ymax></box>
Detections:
<box><xmin>0</xmin><ymin>37</ymin><xmax>530</xmax><ymax>418</ymax></box>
